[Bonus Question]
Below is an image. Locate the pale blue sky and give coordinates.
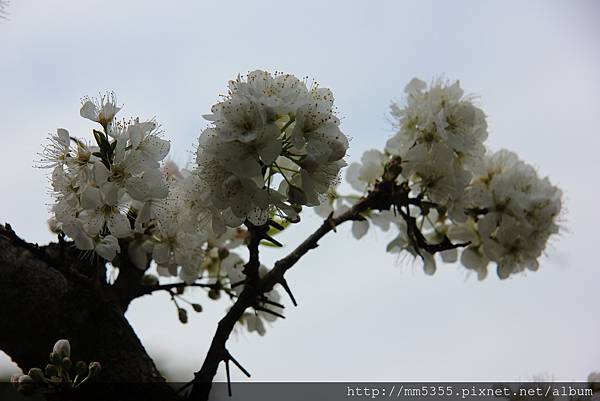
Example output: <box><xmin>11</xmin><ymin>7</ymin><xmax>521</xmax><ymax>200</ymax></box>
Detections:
<box><xmin>1</xmin><ymin>0</ymin><xmax>599</xmax><ymax>382</ymax></box>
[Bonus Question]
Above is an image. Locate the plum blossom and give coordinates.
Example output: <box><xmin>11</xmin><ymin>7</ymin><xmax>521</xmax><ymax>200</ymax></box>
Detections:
<box><xmin>385</xmin><ymin>78</ymin><xmax>488</xmax><ymax>216</ymax></box>
<box><xmin>346</xmin><ymin>149</ymin><xmax>387</xmax><ymax>192</ymax></box>
<box><xmin>42</xmin><ymin>95</ymin><xmax>171</xmax><ymax>261</ymax></box>
<box><xmin>464</xmin><ymin>149</ymin><xmax>562</xmax><ymax>278</ymax></box>
<box><xmin>337</xmin><ymin>78</ymin><xmax>562</xmax><ymax>280</ymax></box>
<box><xmin>80</xmin><ymin>92</ymin><xmax>121</xmax><ymax>131</ymax></box>
<box><xmin>191</xmin><ymin>70</ymin><xmax>349</xmax><ymax>231</ymax></box>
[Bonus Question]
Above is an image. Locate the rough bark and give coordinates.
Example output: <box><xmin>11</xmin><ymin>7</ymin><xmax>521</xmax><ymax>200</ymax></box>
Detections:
<box><xmin>0</xmin><ymin>224</ymin><xmax>181</xmax><ymax>401</ymax></box>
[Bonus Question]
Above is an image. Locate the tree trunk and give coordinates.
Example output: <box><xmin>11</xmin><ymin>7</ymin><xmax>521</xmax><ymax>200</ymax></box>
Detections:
<box><xmin>0</xmin><ymin>224</ymin><xmax>181</xmax><ymax>401</ymax></box>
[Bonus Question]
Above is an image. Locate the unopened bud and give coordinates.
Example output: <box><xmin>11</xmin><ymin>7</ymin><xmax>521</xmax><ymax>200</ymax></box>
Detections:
<box><xmin>53</xmin><ymin>339</ymin><xmax>71</xmax><ymax>359</ymax></box>
<box><xmin>28</xmin><ymin>368</ymin><xmax>45</xmax><ymax>383</ymax></box>
<box><xmin>62</xmin><ymin>357</ymin><xmax>72</xmax><ymax>371</ymax></box>
<box><xmin>208</xmin><ymin>288</ymin><xmax>221</xmax><ymax>300</ymax></box>
<box><xmin>75</xmin><ymin>361</ymin><xmax>88</xmax><ymax>376</ymax></box>
<box><xmin>88</xmin><ymin>362</ymin><xmax>101</xmax><ymax>378</ymax></box>
<box><xmin>191</xmin><ymin>303</ymin><xmax>203</xmax><ymax>313</ymax></box>
<box><xmin>49</xmin><ymin>352</ymin><xmax>62</xmax><ymax>365</ymax></box>
<box><xmin>177</xmin><ymin>308</ymin><xmax>188</xmax><ymax>324</ymax></box>
<box><xmin>45</xmin><ymin>364</ymin><xmax>58</xmax><ymax>377</ymax></box>
<box><xmin>18</xmin><ymin>375</ymin><xmax>34</xmax><ymax>384</ymax></box>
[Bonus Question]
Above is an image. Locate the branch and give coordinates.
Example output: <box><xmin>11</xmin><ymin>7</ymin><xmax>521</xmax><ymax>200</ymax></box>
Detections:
<box><xmin>130</xmin><ymin>282</ymin><xmax>217</xmax><ymax>299</ymax></box>
<box><xmin>187</xmin><ymin>179</ymin><xmax>470</xmax><ymax>400</ymax></box>
<box><xmin>186</xmin><ymin>186</ymin><xmax>380</xmax><ymax>401</ymax></box>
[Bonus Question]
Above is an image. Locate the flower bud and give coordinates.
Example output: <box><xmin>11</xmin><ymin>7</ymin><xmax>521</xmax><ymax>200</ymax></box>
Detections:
<box><xmin>75</xmin><ymin>360</ymin><xmax>88</xmax><ymax>376</ymax></box>
<box><xmin>208</xmin><ymin>288</ymin><xmax>221</xmax><ymax>300</ymax></box>
<box><xmin>191</xmin><ymin>303</ymin><xmax>203</xmax><ymax>313</ymax></box>
<box><xmin>62</xmin><ymin>357</ymin><xmax>72</xmax><ymax>371</ymax></box>
<box><xmin>177</xmin><ymin>308</ymin><xmax>188</xmax><ymax>324</ymax></box>
<box><xmin>45</xmin><ymin>364</ymin><xmax>59</xmax><ymax>378</ymax></box>
<box><xmin>49</xmin><ymin>352</ymin><xmax>62</xmax><ymax>365</ymax></box>
<box><xmin>88</xmin><ymin>362</ymin><xmax>101</xmax><ymax>378</ymax></box>
<box><xmin>28</xmin><ymin>368</ymin><xmax>45</xmax><ymax>383</ymax></box>
<box><xmin>18</xmin><ymin>375</ymin><xmax>34</xmax><ymax>384</ymax></box>
<box><xmin>53</xmin><ymin>339</ymin><xmax>71</xmax><ymax>359</ymax></box>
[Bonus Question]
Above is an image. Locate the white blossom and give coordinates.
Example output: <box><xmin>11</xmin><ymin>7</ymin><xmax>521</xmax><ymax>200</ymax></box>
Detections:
<box><xmin>191</xmin><ymin>70</ymin><xmax>349</xmax><ymax>230</ymax></box>
<box><xmin>466</xmin><ymin>149</ymin><xmax>562</xmax><ymax>278</ymax></box>
<box><xmin>79</xmin><ymin>183</ymin><xmax>131</xmax><ymax>238</ymax></box>
<box><xmin>43</xmin><ymin>95</ymin><xmax>172</xmax><ymax>261</ymax></box>
<box><xmin>80</xmin><ymin>92</ymin><xmax>121</xmax><ymax>130</ymax></box>
<box><xmin>38</xmin><ymin>129</ymin><xmax>71</xmax><ymax>168</ymax></box>
<box><xmin>386</xmin><ymin>77</ymin><xmax>487</xmax><ymax>168</ymax></box>
<box><xmin>346</xmin><ymin>149</ymin><xmax>387</xmax><ymax>192</ymax></box>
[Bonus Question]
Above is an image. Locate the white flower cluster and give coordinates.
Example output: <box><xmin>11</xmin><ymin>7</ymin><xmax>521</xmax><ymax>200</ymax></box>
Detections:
<box><xmin>459</xmin><ymin>149</ymin><xmax>562</xmax><ymax>279</ymax></box>
<box><xmin>385</xmin><ymin>78</ymin><xmax>488</xmax><ymax>217</ymax></box>
<box><xmin>190</xmin><ymin>70</ymin><xmax>349</xmax><ymax>234</ymax></box>
<box><xmin>338</xmin><ymin>78</ymin><xmax>562</xmax><ymax>279</ymax></box>
<box><xmin>43</xmin><ymin>93</ymin><xmax>171</xmax><ymax>262</ymax></box>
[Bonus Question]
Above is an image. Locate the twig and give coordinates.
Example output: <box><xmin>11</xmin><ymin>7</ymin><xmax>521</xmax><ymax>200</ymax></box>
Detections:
<box><xmin>187</xmin><ymin>179</ymin><xmax>470</xmax><ymax>401</ymax></box>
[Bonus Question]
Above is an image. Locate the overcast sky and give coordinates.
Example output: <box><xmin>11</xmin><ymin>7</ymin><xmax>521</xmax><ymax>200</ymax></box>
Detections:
<box><xmin>1</xmin><ymin>0</ymin><xmax>599</xmax><ymax>383</ymax></box>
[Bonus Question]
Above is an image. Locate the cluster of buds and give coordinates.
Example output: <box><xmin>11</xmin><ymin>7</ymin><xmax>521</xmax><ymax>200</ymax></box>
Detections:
<box><xmin>11</xmin><ymin>339</ymin><xmax>101</xmax><ymax>396</ymax></box>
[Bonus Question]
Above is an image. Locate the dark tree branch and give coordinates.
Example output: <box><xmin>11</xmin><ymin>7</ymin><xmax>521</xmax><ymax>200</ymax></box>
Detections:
<box><xmin>188</xmin><ymin>177</ymin><xmax>471</xmax><ymax>400</ymax></box>
<box><xmin>127</xmin><ymin>282</ymin><xmax>217</xmax><ymax>301</ymax></box>
<box><xmin>397</xmin><ymin>207</ymin><xmax>470</xmax><ymax>255</ymax></box>
<box><xmin>112</xmin><ymin>244</ymin><xmax>148</xmax><ymax>312</ymax></box>
<box><xmin>241</xmin><ymin>221</ymin><xmax>269</xmax><ymax>282</ymax></box>
<box><xmin>187</xmin><ymin>182</ymin><xmax>388</xmax><ymax>400</ymax></box>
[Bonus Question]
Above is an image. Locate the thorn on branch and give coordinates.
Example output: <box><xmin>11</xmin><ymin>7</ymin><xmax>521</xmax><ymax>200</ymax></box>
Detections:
<box><xmin>267</xmin><ymin>219</ymin><xmax>285</xmax><ymax>231</ymax></box>
<box><xmin>255</xmin><ymin>305</ymin><xmax>286</xmax><ymax>319</ymax></box>
<box><xmin>398</xmin><ymin>208</ymin><xmax>470</xmax><ymax>254</ymax></box>
<box><xmin>224</xmin><ymin>359</ymin><xmax>232</xmax><ymax>397</ymax></box>
<box><xmin>225</xmin><ymin>350</ymin><xmax>251</xmax><ymax>378</ymax></box>
<box><xmin>259</xmin><ymin>295</ymin><xmax>285</xmax><ymax>309</ymax></box>
<box><xmin>279</xmin><ymin>278</ymin><xmax>298</xmax><ymax>307</ymax></box>
<box><xmin>262</xmin><ymin>234</ymin><xmax>283</xmax><ymax>247</ymax></box>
